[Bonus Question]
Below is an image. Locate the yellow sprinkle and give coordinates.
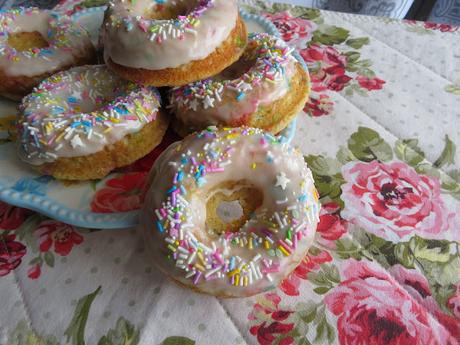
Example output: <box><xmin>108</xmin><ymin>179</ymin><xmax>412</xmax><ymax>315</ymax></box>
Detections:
<box><xmin>194</xmin><ymin>263</ymin><xmax>205</xmax><ymax>272</ymax></box>
<box><xmin>226</xmin><ymin>133</ymin><xmax>238</xmax><ymax>140</ymax></box>
<box><xmin>251</xmin><ymin>163</ymin><xmax>257</xmax><ymax>169</ymax></box>
<box><xmin>243</xmin><ymin>276</ymin><xmax>248</xmax><ymax>286</ymax></box>
<box><xmin>313</xmin><ymin>188</ymin><xmax>319</xmax><ymax>201</ymax></box>
<box><xmin>103</xmin><ymin>127</ymin><xmax>113</xmax><ymax>133</ymax></box>
<box><xmin>167</xmin><ymin>244</ymin><xmax>176</xmax><ymax>252</ymax></box>
<box><xmin>264</xmin><ymin>240</ymin><xmax>270</xmax><ymax>249</ymax></box>
<box><xmin>248</xmin><ymin>238</ymin><xmax>253</xmax><ymax>250</ymax></box>
<box><xmin>110</xmin><ymin>118</ymin><xmax>120</xmax><ymax>123</ymax></box>
<box><xmin>197</xmin><ymin>251</ymin><xmax>206</xmax><ymax>265</ymax></box>
<box><xmin>56</xmin><ymin>131</ymin><xmax>65</xmax><ymax>142</ymax></box>
<box><xmin>278</xmin><ymin>245</ymin><xmax>290</xmax><ymax>256</ymax></box>
<box><xmin>234</xmin><ymin>274</ymin><xmax>240</xmax><ymax>286</ymax></box>
<box><xmin>227</xmin><ymin>269</ymin><xmax>240</xmax><ymax>277</ymax></box>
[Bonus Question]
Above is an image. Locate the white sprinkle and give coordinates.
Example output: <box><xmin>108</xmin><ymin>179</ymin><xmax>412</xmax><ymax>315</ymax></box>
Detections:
<box><xmin>266</xmin><ymin>274</ymin><xmax>273</xmax><ymax>282</ymax></box>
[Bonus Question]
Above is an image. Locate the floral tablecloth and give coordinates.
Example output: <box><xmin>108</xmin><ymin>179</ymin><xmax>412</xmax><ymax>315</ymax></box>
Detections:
<box><xmin>1</xmin><ymin>1</ymin><xmax>460</xmax><ymax>344</ymax></box>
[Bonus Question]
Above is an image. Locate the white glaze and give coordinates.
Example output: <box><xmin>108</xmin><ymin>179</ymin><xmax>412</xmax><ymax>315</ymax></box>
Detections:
<box><xmin>101</xmin><ymin>0</ymin><xmax>238</xmax><ymax>70</ymax></box>
<box><xmin>18</xmin><ymin>65</ymin><xmax>161</xmax><ymax>165</ymax></box>
<box><xmin>140</xmin><ymin>127</ymin><xmax>320</xmax><ymax>297</ymax></box>
<box><xmin>0</xmin><ymin>8</ymin><xmax>94</xmax><ymax>77</ymax></box>
<box><xmin>170</xmin><ymin>34</ymin><xmax>298</xmax><ymax>132</ymax></box>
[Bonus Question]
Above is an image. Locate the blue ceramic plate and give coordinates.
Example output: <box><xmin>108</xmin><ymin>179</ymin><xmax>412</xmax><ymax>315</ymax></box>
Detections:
<box><xmin>0</xmin><ymin>8</ymin><xmax>306</xmax><ymax>229</ymax></box>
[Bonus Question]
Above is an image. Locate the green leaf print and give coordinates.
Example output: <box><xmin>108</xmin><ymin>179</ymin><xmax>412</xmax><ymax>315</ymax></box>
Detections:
<box><xmin>65</xmin><ymin>286</ymin><xmax>102</xmax><ymax>345</ymax></box>
<box><xmin>160</xmin><ymin>336</ymin><xmax>195</xmax><ymax>345</ymax></box>
<box><xmin>97</xmin><ymin>317</ymin><xmax>140</xmax><ymax>345</ymax></box>
<box><xmin>434</xmin><ymin>135</ymin><xmax>456</xmax><ymax>168</ymax></box>
<box><xmin>304</xmin><ymin>155</ymin><xmax>345</xmax><ymax>207</ymax></box>
<box><xmin>345</xmin><ymin>37</ymin><xmax>370</xmax><ymax>49</ymax></box>
<box><xmin>336</xmin><ymin>146</ymin><xmax>357</xmax><ymax>164</ymax></box>
<box><xmin>394</xmin><ymin>243</ymin><xmax>415</xmax><ymax>269</ymax></box>
<box><xmin>312</xmin><ymin>25</ymin><xmax>350</xmax><ymax>45</ymax></box>
<box><xmin>15</xmin><ymin>214</ymin><xmax>43</xmax><ymax>253</ymax></box>
<box><xmin>445</xmin><ymin>80</ymin><xmax>460</xmax><ymax>95</ymax></box>
<box><xmin>394</xmin><ymin>139</ymin><xmax>425</xmax><ymax>166</ymax></box>
<box><xmin>43</xmin><ymin>252</ymin><xmax>55</xmax><ymax>268</ymax></box>
<box><xmin>80</xmin><ymin>0</ymin><xmax>108</xmax><ymax>8</ymax></box>
<box><xmin>348</xmin><ymin>127</ymin><xmax>393</xmax><ymax>162</ymax></box>
<box><xmin>9</xmin><ymin>320</ymin><xmax>60</xmax><ymax>345</ymax></box>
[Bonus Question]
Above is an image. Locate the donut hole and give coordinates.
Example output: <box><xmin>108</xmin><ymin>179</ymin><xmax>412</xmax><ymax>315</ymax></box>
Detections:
<box><xmin>146</xmin><ymin>1</ymin><xmax>193</xmax><ymax>20</ymax></box>
<box><xmin>215</xmin><ymin>56</ymin><xmax>257</xmax><ymax>81</ymax></box>
<box><xmin>7</xmin><ymin>31</ymin><xmax>49</xmax><ymax>51</ymax></box>
<box><xmin>205</xmin><ymin>180</ymin><xmax>263</xmax><ymax>235</ymax></box>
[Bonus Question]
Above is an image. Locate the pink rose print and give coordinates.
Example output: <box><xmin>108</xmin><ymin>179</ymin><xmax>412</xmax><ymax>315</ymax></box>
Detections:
<box><xmin>424</xmin><ymin>21</ymin><xmax>458</xmax><ymax>32</ymax></box>
<box><xmin>91</xmin><ymin>172</ymin><xmax>147</xmax><ymax>213</ymax></box>
<box><xmin>447</xmin><ymin>284</ymin><xmax>460</xmax><ymax>319</ymax></box>
<box><xmin>300</xmin><ymin>44</ymin><xmax>349</xmax><ymax>92</ymax></box>
<box><xmin>0</xmin><ymin>234</ymin><xmax>26</xmax><ymax>276</ymax></box>
<box><xmin>341</xmin><ymin>161</ymin><xmax>451</xmax><ymax>242</ymax></box>
<box><xmin>324</xmin><ymin>260</ymin><xmax>456</xmax><ymax>345</ymax></box>
<box><xmin>280</xmin><ymin>249</ymin><xmax>332</xmax><ymax>296</ymax></box>
<box><xmin>34</xmin><ymin>220</ymin><xmax>83</xmax><ymax>256</ymax></box>
<box><xmin>356</xmin><ymin>76</ymin><xmax>386</xmax><ymax>91</ymax></box>
<box><xmin>249</xmin><ymin>292</ymin><xmax>295</xmax><ymax>345</ymax></box>
<box><xmin>0</xmin><ymin>201</ymin><xmax>33</xmax><ymax>231</ymax></box>
<box><xmin>390</xmin><ymin>265</ymin><xmax>460</xmax><ymax>340</ymax></box>
<box><xmin>315</xmin><ymin>202</ymin><xmax>347</xmax><ymax>249</ymax></box>
<box><xmin>304</xmin><ymin>94</ymin><xmax>334</xmax><ymax>117</ymax></box>
<box><xmin>264</xmin><ymin>11</ymin><xmax>317</xmax><ymax>47</ymax></box>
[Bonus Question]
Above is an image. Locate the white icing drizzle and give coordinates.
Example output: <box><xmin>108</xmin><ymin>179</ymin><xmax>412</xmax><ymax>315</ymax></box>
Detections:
<box><xmin>0</xmin><ymin>7</ymin><xmax>94</xmax><ymax>77</ymax></box>
<box><xmin>18</xmin><ymin>65</ymin><xmax>161</xmax><ymax>165</ymax></box>
<box><xmin>169</xmin><ymin>33</ymin><xmax>298</xmax><ymax>130</ymax></box>
<box><xmin>101</xmin><ymin>0</ymin><xmax>238</xmax><ymax>70</ymax></box>
<box><xmin>140</xmin><ymin>127</ymin><xmax>320</xmax><ymax>297</ymax></box>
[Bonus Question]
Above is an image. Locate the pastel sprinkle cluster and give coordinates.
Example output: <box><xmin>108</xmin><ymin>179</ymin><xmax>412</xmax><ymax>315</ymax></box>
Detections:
<box><xmin>19</xmin><ymin>66</ymin><xmax>161</xmax><ymax>162</ymax></box>
<box><xmin>170</xmin><ymin>33</ymin><xmax>295</xmax><ymax>111</ymax></box>
<box><xmin>0</xmin><ymin>7</ymin><xmax>87</xmax><ymax>62</ymax></box>
<box><xmin>152</xmin><ymin>127</ymin><xmax>319</xmax><ymax>287</ymax></box>
<box><xmin>107</xmin><ymin>0</ymin><xmax>214</xmax><ymax>44</ymax></box>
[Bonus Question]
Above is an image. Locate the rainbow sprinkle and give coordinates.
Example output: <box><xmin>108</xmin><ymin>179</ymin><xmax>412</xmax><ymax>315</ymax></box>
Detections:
<box><xmin>170</xmin><ymin>33</ymin><xmax>295</xmax><ymax>111</ymax></box>
<box><xmin>151</xmin><ymin>127</ymin><xmax>320</xmax><ymax>288</ymax></box>
<box><xmin>106</xmin><ymin>0</ymin><xmax>214</xmax><ymax>43</ymax></box>
<box><xmin>0</xmin><ymin>7</ymin><xmax>89</xmax><ymax>62</ymax></box>
<box><xmin>19</xmin><ymin>65</ymin><xmax>161</xmax><ymax>162</ymax></box>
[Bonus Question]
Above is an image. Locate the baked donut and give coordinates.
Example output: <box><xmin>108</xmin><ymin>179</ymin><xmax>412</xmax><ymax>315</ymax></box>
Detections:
<box><xmin>140</xmin><ymin>127</ymin><xmax>320</xmax><ymax>297</ymax></box>
<box><xmin>101</xmin><ymin>0</ymin><xmax>247</xmax><ymax>86</ymax></box>
<box><xmin>0</xmin><ymin>7</ymin><xmax>96</xmax><ymax>101</ymax></box>
<box><xmin>169</xmin><ymin>33</ymin><xmax>310</xmax><ymax>136</ymax></box>
<box><xmin>18</xmin><ymin>65</ymin><xmax>169</xmax><ymax>180</ymax></box>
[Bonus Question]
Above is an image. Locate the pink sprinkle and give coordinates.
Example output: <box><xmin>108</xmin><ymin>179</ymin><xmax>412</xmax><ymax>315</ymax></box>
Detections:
<box><xmin>205</xmin><ymin>274</ymin><xmax>218</xmax><ymax>281</ymax></box>
<box><xmin>160</xmin><ymin>208</ymin><xmax>167</xmax><ymax>218</ymax></box>
<box><xmin>262</xmin><ymin>259</ymin><xmax>270</xmax><ymax>268</ymax></box>
<box><xmin>213</xmin><ymin>253</ymin><xmax>224</xmax><ymax>265</ymax></box>
<box><xmin>293</xmin><ymin>234</ymin><xmax>297</xmax><ymax>249</ymax></box>
<box><xmin>278</xmin><ymin>239</ymin><xmax>292</xmax><ymax>253</ymax></box>
<box><xmin>138</xmin><ymin>21</ymin><xmax>148</xmax><ymax>32</ymax></box>
<box><xmin>297</xmin><ymin>231</ymin><xmax>302</xmax><ymax>240</ymax></box>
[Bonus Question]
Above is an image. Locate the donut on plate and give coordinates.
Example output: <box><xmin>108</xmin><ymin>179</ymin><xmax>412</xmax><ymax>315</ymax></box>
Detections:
<box><xmin>101</xmin><ymin>0</ymin><xmax>247</xmax><ymax>86</ymax></box>
<box><xmin>18</xmin><ymin>65</ymin><xmax>169</xmax><ymax>180</ymax></box>
<box><xmin>0</xmin><ymin>7</ymin><xmax>96</xmax><ymax>101</ymax></box>
<box><xmin>140</xmin><ymin>126</ymin><xmax>320</xmax><ymax>297</ymax></box>
<box><xmin>169</xmin><ymin>33</ymin><xmax>310</xmax><ymax>136</ymax></box>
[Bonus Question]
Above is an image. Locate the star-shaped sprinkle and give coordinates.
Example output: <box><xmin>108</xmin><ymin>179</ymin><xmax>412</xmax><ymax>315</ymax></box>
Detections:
<box><xmin>275</xmin><ymin>172</ymin><xmax>290</xmax><ymax>190</ymax></box>
<box><xmin>70</xmin><ymin>134</ymin><xmax>83</xmax><ymax>148</ymax></box>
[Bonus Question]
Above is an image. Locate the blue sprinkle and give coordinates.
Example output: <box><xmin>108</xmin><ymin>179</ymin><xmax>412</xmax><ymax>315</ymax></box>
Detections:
<box><xmin>196</xmin><ymin>177</ymin><xmax>206</xmax><ymax>187</ymax></box>
<box><xmin>67</xmin><ymin>97</ymin><xmax>77</xmax><ymax>103</ymax></box>
<box><xmin>177</xmin><ymin>171</ymin><xmax>184</xmax><ymax>182</ymax></box>
<box><xmin>115</xmin><ymin>106</ymin><xmax>129</xmax><ymax>114</ymax></box>
<box><xmin>298</xmin><ymin>194</ymin><xmax>307</xmax><ymax>202</ymax></box>
<box><xmin>180</xmin><ymin>185</ymin><xmax>187</xmax><ymax>195</ymax></box>
<box><xmin>236</xmin><ymin>92</ymin><xmax>246</xmax><ymax>101</ymax></box>
<box><xmin>71</xmin><ymin>122</ymin><xmax>81</xmax><ymax>128</ymax></box>
<box><xmin>181</xmin><ymin>158</ymin><xmax>188</xmax><ymax>164</ymax></box>
<box><xmin>167</xmin><ymin>186</ymin><xmax>177</xmax><ymax>194</ymax></box>
<box><xmin>156</xmin><ymin>221</ymin><xmax>164</xmax><ymax>233</ymax></box>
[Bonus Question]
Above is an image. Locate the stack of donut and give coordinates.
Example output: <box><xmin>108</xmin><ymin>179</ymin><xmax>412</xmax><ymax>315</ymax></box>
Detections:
<box><xmin>3</xmin><ymin>0</ymin><xmax>320</xmax><ymax>297</ymax></box>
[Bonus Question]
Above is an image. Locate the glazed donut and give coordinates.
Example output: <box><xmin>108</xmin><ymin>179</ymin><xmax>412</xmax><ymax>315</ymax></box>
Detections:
<box><xmin>140</xmin><ymin>127</ymin><xmax>320</xmax><ymax>297</ymax></box>
<box><xmin>0</xmin><ymin>7</ymin><xmax>96</xmax><ymax>101</ymax></box>
<box><xmin>101</xmin><ymin>0</ymin><xmax>247</xmax><ymax>86</ymax></box>
<box><xmin>18</xmin><ymin>65</ymin><xmax>169</xmax><ymax>180</ymax></box>
<box><xmin>169</xmin><ymin>33</ymin><xmax>310</xmax><ymax>136</ymax></box>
